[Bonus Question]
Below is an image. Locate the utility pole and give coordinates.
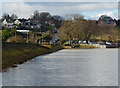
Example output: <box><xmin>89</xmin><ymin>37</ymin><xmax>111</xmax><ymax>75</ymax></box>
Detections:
<box><xmin>42</xmin><ymin>37</ymin><xmax>43</xmax><ymax>45</ymax></box>
<box><xmin>15</xmin><ymin>29</ymin><xmax>17</xmax><ymax>42</ymax></box>
<box><xmin>27</xmin><ymin>32</ymin><xmax>29</xmax><ymax>43</ymax></box>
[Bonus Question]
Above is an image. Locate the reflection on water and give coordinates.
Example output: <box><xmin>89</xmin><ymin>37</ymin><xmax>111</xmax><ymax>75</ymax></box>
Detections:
<box><xmin>2</xmin><ymin>49</ymin><xmax>118</xmax><ymax>86</ymax></box>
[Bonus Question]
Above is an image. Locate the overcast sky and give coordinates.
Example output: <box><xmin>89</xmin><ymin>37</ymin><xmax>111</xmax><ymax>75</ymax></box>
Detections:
<box><xmin>0</xmin><ymin>0</ymin><xmax>119</xmax><ymax>20</ymax></box>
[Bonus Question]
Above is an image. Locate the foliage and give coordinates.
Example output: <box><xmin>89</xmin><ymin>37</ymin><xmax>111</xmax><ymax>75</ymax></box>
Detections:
<box><xmin>2</xmin><ymin>13</ymin><xmax>18</xmax><ymax>20</ymax></box>
<box><xmin>2</xmin><ymin>28</ymin><xmax>15</xmax><ymax>41</ymax></box>
<box><xmin>31</xmin><ymin>10</ymin><xmax>63</xmax><ymax>28</ymax></box>
<box><xmin>45</xmin><ymin>26</ymin><xmax>55</xmax><ymax>30</ymax></box>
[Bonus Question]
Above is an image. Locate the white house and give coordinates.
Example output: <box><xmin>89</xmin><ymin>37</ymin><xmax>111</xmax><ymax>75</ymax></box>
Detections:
<box><xmin>2</xmin><ymin>19</ymin><xmax>8</xmax><ymax>26</ymax></box>
<box><xmin>14</xmin><ymin>19</ymin><xmax>21</xmax><ymax>25</ymax></box>
<box><xmin>2</xmin><ymin>19</ymin><xmax>14</xmax><ymax>27</ymax></box>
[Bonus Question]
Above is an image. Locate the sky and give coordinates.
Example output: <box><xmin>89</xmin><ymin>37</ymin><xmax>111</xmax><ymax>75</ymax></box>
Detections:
<box><xmin>0</xmin><ymin>0</ymin><xmax>119</xmax><ymax>20</ymax></box>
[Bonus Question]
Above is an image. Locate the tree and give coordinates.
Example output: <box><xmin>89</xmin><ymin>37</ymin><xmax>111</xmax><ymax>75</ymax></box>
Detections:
<box><xmin>32</xmin><ymin>10</ymin><xmax>40</xmax><ymax>20</ymax></box>
<box><xmin>59</xmin><ymin>15</ymin><xmax>84</xmax><ymax>41</ymax></box>
<box><xmin>51</xmin><ymin>15</ymin><xmax>63</xmax><ymax>28</ymax></box>
<box><xmin>32</xmin><ymin>11</ymin><xmax>52</xmax><ymax>24</ymax></box>
<box><xmin>82</xmin><ymin>20</ymin><xmax>99</xmax><ymax>42</ymax></box>
<box><xmin>116</xmin><ymin>19</ymin><xmax>120</xmax><ymax>27</ymax></box>
<box><xmin>64</xmin><ymin>14</ymin><xmax>84</xmax><ymax>20</ymax></box>
<box><xmin>2</xmin><ymin>13</ymin><xmax>10</xmax><ymax>20</ymax></box>
<box><xmin>59</xmin><ymin>20</ymin><xmax>74</xmax><ymax>41</ymax></box>
<box><xmin>2</xmin><ymin>28</ymin><xmax>15</xmax><ymax>41</ymax></box>
<box><xmin>31</xmin><ymin>11</ymin><xmax>63</xmax><ymax>28</ymax></box>
<box><xmin>11</xmin><ymin>14</ymin><xmax>18</xmax><ymax>20</ymax></box>
<box><xmin>39</xmin><ymin>12</ymin><xmax>51</xmax><ymax>24</ymax></box>
<box><xmin>98</xmin><ymin>25</ymin><xmax>118</xmax><ymax>41</ymax></box>
<box><xmin>59</xmin><ymin>14</ymin><xmax>99</xmax><ymax>42</ymax></box>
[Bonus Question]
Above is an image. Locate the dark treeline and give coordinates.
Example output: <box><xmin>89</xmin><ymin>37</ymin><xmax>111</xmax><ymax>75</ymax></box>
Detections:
<box><xmin>2</xmin><ymin>13</ymin><xmax>18</xmax><ymax>21</ymax></box>
<box><xmin>31</xmin><ymin>10</ymin><xmax>63</xmax><ymax>28</ymax></box>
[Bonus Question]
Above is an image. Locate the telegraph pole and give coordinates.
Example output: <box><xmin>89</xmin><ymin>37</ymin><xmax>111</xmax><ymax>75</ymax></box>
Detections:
<box><xmin>15</xmin><ymin>29</ymin><xmax>17</xmax><ymax>42</ymax></box>
<box><xmin>27</xmin><ymin>32</ymin><xmax>29</xmax><ymax>43</ymax></box>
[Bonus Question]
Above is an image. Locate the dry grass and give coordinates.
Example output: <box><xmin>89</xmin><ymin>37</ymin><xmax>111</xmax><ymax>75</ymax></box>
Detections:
<box><xmin>79</xmin><ymin>44</ymin><xmax>97</xmax><ymax>49</ymax></box>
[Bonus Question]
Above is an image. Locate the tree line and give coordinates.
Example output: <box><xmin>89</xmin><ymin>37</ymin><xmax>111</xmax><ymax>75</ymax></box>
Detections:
<box><xmin>31</xmin><ymin>10</ymin><xmax>63</xmax><ymax>28</ymax></box>
<box><xmin>1</xmin><ymin>12</ymin><xmax>119</xmax><ymax>43</ymax></box>
<box><xmin>59</xmin><ymin>14</ymin><xmax>118</xmax><ymax>43</ymax></box>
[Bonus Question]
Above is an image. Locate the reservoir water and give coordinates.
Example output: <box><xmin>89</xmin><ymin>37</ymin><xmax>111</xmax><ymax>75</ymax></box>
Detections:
<box><xmin>2</xmin><ymin>49</ymin><xmax>118</xmax><ymax>86</ymax></box>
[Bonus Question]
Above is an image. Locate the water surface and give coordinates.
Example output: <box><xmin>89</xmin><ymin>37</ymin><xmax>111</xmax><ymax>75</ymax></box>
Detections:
<box><xmin>2</xmin><ymin>49</ymin><xmax>118</xmax><ymax>86</ymax></box>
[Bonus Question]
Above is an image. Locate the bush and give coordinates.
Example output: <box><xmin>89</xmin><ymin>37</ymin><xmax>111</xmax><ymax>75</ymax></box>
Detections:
<box><xmin>2</xmin><ymin>28</ymin><xmax>15</xmax><ymax>41</ymax></box>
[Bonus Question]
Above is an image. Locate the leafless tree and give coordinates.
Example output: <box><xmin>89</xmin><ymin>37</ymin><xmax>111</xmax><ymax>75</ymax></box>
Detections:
<box><xmin>59</xmin><ymin>14</ymin><xmax>99</xmax><ymax>42</ymax></box>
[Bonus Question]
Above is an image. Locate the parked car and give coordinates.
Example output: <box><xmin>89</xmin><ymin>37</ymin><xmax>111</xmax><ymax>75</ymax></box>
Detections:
<box><xmin>79</xmin><ymin>41</ymin><xmax>88</xmax><ymax>44</ymax></box>
<box><xmin>106</xmin><ymin>43</ymin><xmax>118</xmax><ymax>48</ymax></box>
<box><xmin>105</xmin><ymin>42</ymin><xmax>112</xmax><ymax>45</ymax></box>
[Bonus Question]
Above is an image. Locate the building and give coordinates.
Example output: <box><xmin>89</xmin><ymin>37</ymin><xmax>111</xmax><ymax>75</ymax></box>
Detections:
<box><xmin>2</xmin><ymin>19</ymin><xmax>20</xmax><ymax>28</ymax></box>
<box><xmin>2</xmin><ymin>19</ymin><xmax>9</xmax><ymax>26</ymax></box>
<box><xmin>14</xmin><ymin>19</ymin><xmax>21</xmax><ymax>25</ymax></box>
<box><xmin>2</xmin><ymin>18</ymin><xmax>42</xmax><ymax>30</ymax></box>
<box><xmin>98</xmin><ymin>15</ymin><xmax>116</xmax><ymax>26</ymax></box>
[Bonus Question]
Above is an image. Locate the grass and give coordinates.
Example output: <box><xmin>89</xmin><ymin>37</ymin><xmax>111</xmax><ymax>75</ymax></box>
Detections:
<box><xmin>2</xmin><ymin>42</ymin><xmax>63</xmax><ymax>69</ymax></box>
<box><xmin>64</xmin><ymin>44</ymin><xmax>97</xmax><ymax>49</ymax></box>
<box><xmin>79</xmin><ymin>44</ymin><xmax>97</xmax><ymax>49</ymax></box>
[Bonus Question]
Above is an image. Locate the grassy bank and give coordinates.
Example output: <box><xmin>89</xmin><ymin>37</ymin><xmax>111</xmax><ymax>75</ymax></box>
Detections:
<box><xmin>78</xmin><ymin>44</ymin><xmax>97</xmax><ymax>49</ymax></box>
<box><xmin>2</xmin><ymin>43</ymin><xmax>63</xmax><ymax>69</ymax></box>
<box><xmin>64</xmin><ymin>44</ymin><xmax>97</xmax><ymax>49</ymax></box>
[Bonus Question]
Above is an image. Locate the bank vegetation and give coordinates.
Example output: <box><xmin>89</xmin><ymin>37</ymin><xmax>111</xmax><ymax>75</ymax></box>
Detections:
<box><xmin>2</xmin><ymin>43</ymin><xmax>63</xmax><ymax>69</ymax></box>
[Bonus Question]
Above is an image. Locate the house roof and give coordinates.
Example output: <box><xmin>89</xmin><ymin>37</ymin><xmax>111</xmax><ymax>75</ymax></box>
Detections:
<box><xmin>98</xmin><ymin>15</ymin><xmax>116</xmax><ymax>25</ymax></box>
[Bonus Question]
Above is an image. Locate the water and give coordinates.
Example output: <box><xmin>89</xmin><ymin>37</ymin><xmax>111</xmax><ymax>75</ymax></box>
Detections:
<box><xmin>1</xmin><ymin>49</ymin><xmax>118</xmax><ymax>86</ymax></box>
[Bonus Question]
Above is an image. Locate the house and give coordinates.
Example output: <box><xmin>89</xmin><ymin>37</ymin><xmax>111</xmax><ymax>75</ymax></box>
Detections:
<box><xmin>98</xmin><ymin>15</ymin><xmax>116</xmax><ymax>26</ymax></box>
<box><xmin>23</xmin><ymin>21</ymin><xmax>41</xmax><ymax>29</ymax></box>
<box><xmin>14</xmin><ymin>19</ymin><xmax>21</xmax><ymax>25</ymax></box>
<box><xmin>2</xmin><ymin>19</ymin><xmax>8</xmax><ymax>26</ymax></box>
<box><xmin>2</xmin><ymin>19</ymin><xmax>19</xmax><ymax>28</ymax></box>
<box><xmin>2</xmin><ymin>18</ymin><xmax>42</xmax><ymax>32</ymax></box>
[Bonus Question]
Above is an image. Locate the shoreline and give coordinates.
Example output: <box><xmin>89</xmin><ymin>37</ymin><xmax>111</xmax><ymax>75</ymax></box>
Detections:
<box><xmin>2</xmin><ymin>43</ymin><xmax>118</xmax><ymax>71</ymax></box>
<box><xmin>2</xmin><ymin>43</ymin><xmax>63</xmax><ymax>70</ymax></box>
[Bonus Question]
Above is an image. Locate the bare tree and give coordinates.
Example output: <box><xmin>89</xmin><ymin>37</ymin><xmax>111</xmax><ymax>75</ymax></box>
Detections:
<box><xmin>64</xmin><ymin>14</ymin><xmax>84</xmax><ymax>20</ymax></box>
<box><xmin>11</xmin><ymin>14</ymin><xmax>18</xmax><ymax>20</ymax></box>
<box><xmin>59</xmin><ymin>14</ymin><xmax>99</xmax><ymax>42</ymax></box>
<box><xmin>2</xmin><ymin>13</ymin><xmax>10</xmax><ymax>20</ymax></box>
<box><xmin>82</xmin><ymin>20</ymin><xmax>99</xmax><ymax>42</ymax></box>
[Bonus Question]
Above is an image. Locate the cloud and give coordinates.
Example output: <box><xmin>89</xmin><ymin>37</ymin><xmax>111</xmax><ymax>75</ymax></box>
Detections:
<box><xmin>77</xmin><ymin>3</ymin><xmax>117</xmax><ymax>11</ymax></box>
<box><xmin>85</xmin><ymin>11</ymin><xmax>118</xmax><ymax>20</ymax></box>
<box><xmin>96</xmin><ymin>12</ymin><xmax>113</xmax><ymax>17</ymax></box>
<box><xmin>2</xmin><ymin>2</ymin><xmax>35</xmax><ymax>18</ymax></box>
<box><xmin>1</xmin><ymin>2</ymin><xmax>118</xmax><ymax>19</ymax></box>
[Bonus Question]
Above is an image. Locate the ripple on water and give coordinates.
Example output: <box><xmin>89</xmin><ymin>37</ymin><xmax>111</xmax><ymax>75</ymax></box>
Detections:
<box><xmin>2</xmin><ymin>49</ymin><xmax>118</xmax><ymax>86</ymax></box>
